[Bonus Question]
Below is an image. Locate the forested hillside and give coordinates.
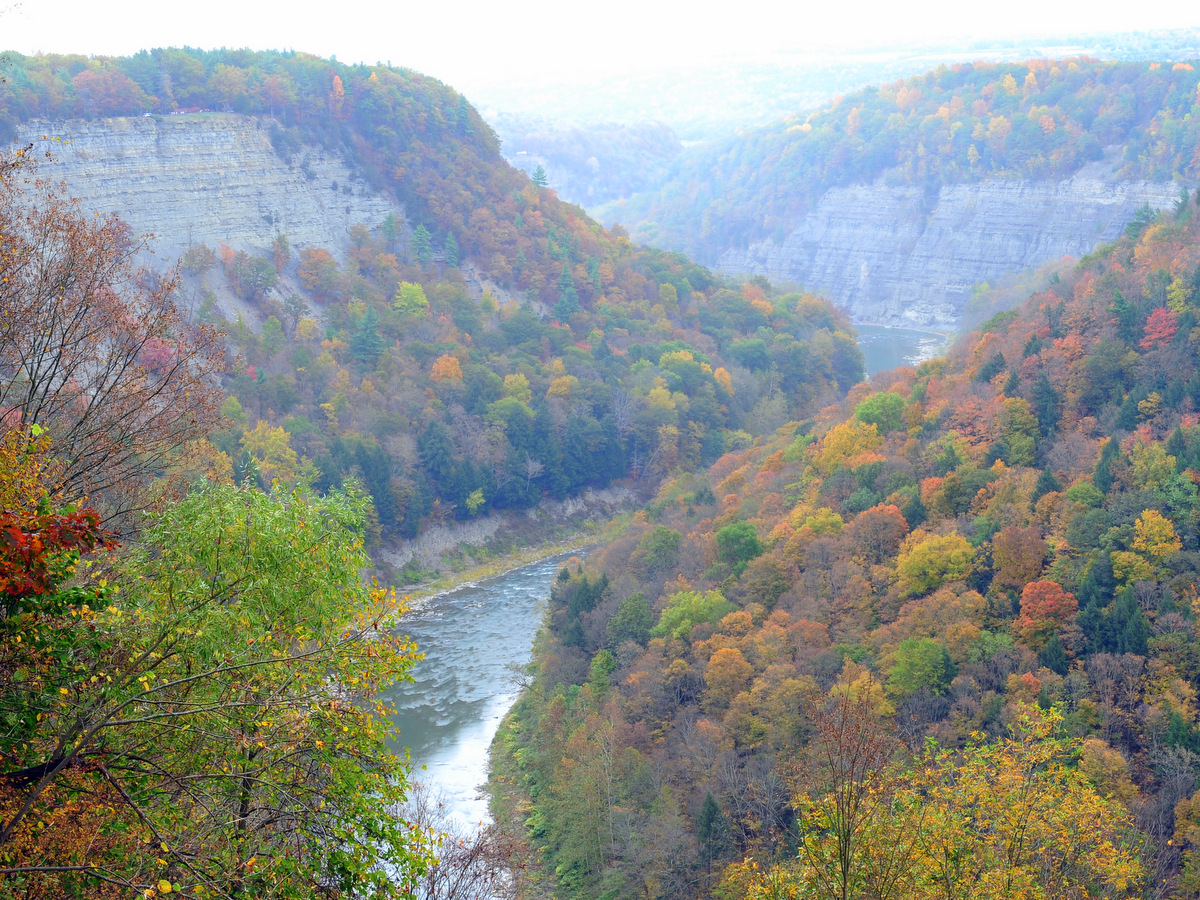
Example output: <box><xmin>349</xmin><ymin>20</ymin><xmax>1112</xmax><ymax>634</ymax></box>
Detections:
<box><xmin>212</xmin><ymin>231</ymin><xmax>861</xmax><ymax>571</ymax></box>
<box><xmin>1</xmin><ymin>49</ymin><xmax>863</xmax><ymax>563</ymax></box>
<box><xmin>603</xmin><ymin>57</ymin><xmax>1200</xmax><ymax>261</ymax></box>
<box><xmin>497</xmin><ymin>183</ymin><xmax>1200</xmax><ymax>897</ymax></box>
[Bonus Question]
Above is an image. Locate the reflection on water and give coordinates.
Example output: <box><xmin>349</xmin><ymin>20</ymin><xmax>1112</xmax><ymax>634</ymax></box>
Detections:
<box><xmin>856</xmin><ymin>324</ymin><xmax>949</xmax><ymax>378</ymax></box>
<box><xmin>381</xmin><ymin>553</ymin><xmax>576</xmax><ymax>828</ymax></box>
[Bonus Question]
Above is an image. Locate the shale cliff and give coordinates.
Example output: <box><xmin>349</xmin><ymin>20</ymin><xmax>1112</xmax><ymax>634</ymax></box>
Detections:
<box><xmin>717</xmin><ymin>170</ymin><xmax>1181</xmax><ymax>330</ymax></box>
<box><xmin>17</xmin><ymin>115</ymin><xmax>398</xmax><ymax>259</ymax></box>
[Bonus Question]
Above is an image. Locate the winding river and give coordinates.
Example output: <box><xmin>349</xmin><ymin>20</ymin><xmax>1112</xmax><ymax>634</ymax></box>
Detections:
<box><xmin>381</xmin><ymin>553</ymin><xmax>577</xmax><ymax>827</ymax></box>
<box><xmin>378</xmin><ymin>329</ymin><xmax>941</xmax><ymax>829</ymax></box>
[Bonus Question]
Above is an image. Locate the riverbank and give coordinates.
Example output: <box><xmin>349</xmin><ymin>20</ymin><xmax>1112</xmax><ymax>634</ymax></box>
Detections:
<box><xmin>390</xmin><ymin>508</ymin><xmax>633</xmax><ymax>603</ymax></box>
<box><xmin>377</xmin><ymin>486</ymin><xmax>639</xmax><ymax>593</ymax></box>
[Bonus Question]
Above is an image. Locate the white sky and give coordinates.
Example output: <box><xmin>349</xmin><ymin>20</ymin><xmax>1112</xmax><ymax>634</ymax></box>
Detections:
<box><xmin>4</xmin><ymin>0</ymin><xmax>1199</xmax><ymax>92</ymax></box>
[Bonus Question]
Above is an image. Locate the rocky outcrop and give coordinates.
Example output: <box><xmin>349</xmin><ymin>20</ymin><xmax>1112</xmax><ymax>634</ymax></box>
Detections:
<box><xmin>17</xmin><ymin>115</ymin><xmax>399</xmax><ymax>258</ymax></box>
<box><xmin>719</xmin><ymin>169</ymin><xmax>1181</xmax><ymax>329</ymax></box>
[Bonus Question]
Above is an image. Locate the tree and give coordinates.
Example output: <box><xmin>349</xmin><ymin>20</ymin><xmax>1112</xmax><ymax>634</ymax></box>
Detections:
<box><xmin>607</xmin><ymin>592</ymin><xmax>653</xmax><ymax>647</ymax></box>
<box><xmin>443</xmin><ymin>231</ymin><xmax>460</xmax><ymax>267</ymax></box>
<box><xmin>554</xmin><ymin>262</ymin><xmax>580</xmax><ymax>320</ymax></box>
<box><xmin>531</xmin><ymin>164</ymin><xmax>548</xmax><ymax>188</ymax></box>
<box><xmin>0</xmin><ymin>482</ymin><xmax>434</xmax><ymax>897</ymax></box>
<box><xmin>894</xmin><ymin>532</ymin><xmax>974</xmax><ymax>598</ymax></box>
<box><xmin>350</xmin><ymin>306</ymin><xmax>386</xmax><ymax>364</ymax></box>
<box><xmin>886</xmin><ymin>637</ymin><xmax>953</xmax><ymax>697</ymax></box>
<box><xmin>297</xmin><ymin>247</ymin><xmax>340</xmax><ymax>296</ymax></box>
<box><xmin>1014</xmin><ymin>580</ymin><xmax>1078</xmax><ymax>649</ymax></box>
<box><xmin>239</xmin><ymin>419</ymin><xmax>312</xmax><ymax>485</ymax></box>
<box><xmin>991</xmin><ymin>524</ymin><xmax>1047</xmax><ymax>591</ymax></box>
<box><xmin>411</xmin><ymin>223</ymin><xmax>433</xmax><ymax>266</ymax></box>
<box><xmin>739</xmin><ymin>706</ymin><xmax>1144</xmax><ymax>900</ymax></box>
<box><xmin>0</xmin><ymin>176</ymin><xmax>223</xmax><ymax>521</ymax></box>
<box><xmin>791</xmin><ymin>686</ymin><xmax>915</xmax><ymax>900</ymax></box>
<box><xmin>854</xmin><ymin>392</ymin><xmax>907</xmax><ymax>434</ymax></box>
<box><xmin>848</xmin><ymin>503</ymin><xmax>908</xmax><ymax>564</ymax></box>
<box><xmin>651</xmin><ymin>590</ymin><xmax>734</xmax><ymax>640</ymax></box>
<box><xmin>394</xmin><ymin>281</ymin><xmax>429</xmax><ymax>319</ymax></box>
<box><xmin>1141</xmin><ymin>306</ymin><xmax>1179</xmax><ymax>349</ymax></box>
<box><xmin>430</xmin><ymin>354</ymin><xmax>464</xmax><ymax>384</ymax></box>
<box><xmin>716</xmin><ymin>521</ymin><xmax>763</xmax><ymax>569</ymax></box>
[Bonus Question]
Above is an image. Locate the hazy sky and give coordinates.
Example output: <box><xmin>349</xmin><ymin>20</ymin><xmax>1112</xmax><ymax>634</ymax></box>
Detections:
<box><xmin>4</xmin><ymin>0</ymin><xmax>1199</xmax><ymax>91</ymax></box>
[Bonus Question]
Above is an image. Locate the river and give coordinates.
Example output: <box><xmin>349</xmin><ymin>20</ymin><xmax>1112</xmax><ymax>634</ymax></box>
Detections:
<box><xmin>381</xmin><ymin>552</ymin><xmax>577</xmax><ymax>827</ymax></box>
<box><xmin>856</xmin><ymin>324</ymin><xmax>949</xmax><ymax>378</ymax></box>
<box><xmin>378</xmin><ymin>325</ymin><xmax>942</xmax><ymax>829</ymax></box>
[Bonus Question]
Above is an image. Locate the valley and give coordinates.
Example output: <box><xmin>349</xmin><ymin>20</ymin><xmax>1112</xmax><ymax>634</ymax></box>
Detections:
<box><xmin>3</xmin><ymin>35</ymin><xmax>1200</xmax><ymax>900</ymax></box>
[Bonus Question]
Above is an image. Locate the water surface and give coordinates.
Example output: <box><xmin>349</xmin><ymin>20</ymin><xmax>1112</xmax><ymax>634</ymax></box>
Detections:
<box><xmin>382</xmin><ymin>553</ymin><xmax>576</xmax><ymax>827</ymax></box>
<box><xmin>856</xmin><ymin>324</ymin><xmax>949</xmax><ymax>378</ymax></box>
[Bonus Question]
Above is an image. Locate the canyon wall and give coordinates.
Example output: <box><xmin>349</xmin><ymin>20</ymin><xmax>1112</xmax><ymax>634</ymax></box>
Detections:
<box><xmin>16</xmin><ymin>114</ymin><xmax>399</xmax><ymax>259</ymax></box>
<box><xmin>719</xmin><ymin>170</ymin><xmax>1182</xmax><ymax>329</ymax></box>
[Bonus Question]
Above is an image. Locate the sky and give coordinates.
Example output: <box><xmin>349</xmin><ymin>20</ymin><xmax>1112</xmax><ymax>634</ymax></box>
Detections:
<box><xmin>4</xmin><ymin>0</ymin><xmax>1200</xmax><ymax>93</ymax></box>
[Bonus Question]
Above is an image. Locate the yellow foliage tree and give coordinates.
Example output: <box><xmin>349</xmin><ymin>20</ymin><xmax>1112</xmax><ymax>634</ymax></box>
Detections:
<box><xmin>816</xmin><ymin>420</ymin><xmax>883</xmax><ymax>475</ymax></box>
<box><xmin>503</xmin><ymin>372</ymin><xmax>532</xmax><ymax>402</ymax></box>
<box><xmin>430</xmin><ymin>354</ymin><xmax>463</xmax><ymax>384</ymax></box>
<box><xmin>894</xmin><ymin>531</ymin><xmax>975</xmax><ymax>598</ymax></box>
<box><xmin>240</xmin><ymin>420</ymin><xmax>310</xmax><ymax>485</ymax></box>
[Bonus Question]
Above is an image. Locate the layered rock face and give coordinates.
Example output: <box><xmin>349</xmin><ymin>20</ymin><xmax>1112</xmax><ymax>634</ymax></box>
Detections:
<box><xmin>17</xmin><ymin>115</ymin><xmax>398</xmax><ymax>259</ymax></box>
<box><xmin>719</xmin><ymin>172</ymin><xmax>1181</xmax><ymax>329</ymax></box>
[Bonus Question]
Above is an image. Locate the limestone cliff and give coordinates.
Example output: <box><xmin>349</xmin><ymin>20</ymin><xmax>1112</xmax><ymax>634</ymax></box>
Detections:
<box><xmin>16</xmin><ymin>114</ymin><xmax>399</xmax><ymax>259</ymax></box>
<box><xmin>718</xmin><ymin>169</ymin><xmax>1181</xmax><ymax>329</ymax></box>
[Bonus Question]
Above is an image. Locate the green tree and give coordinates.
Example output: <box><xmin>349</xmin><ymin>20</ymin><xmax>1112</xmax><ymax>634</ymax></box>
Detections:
<box><xmin>410</xmin><ymin>223</ymin><xmax>433</xmax><ymax>266</ymax></box>
<box><xmin>350</xmin><ymin>305</ymin><xmax>386</xmax><ymax>363</ymax></box>
<box><xmin>554</xmin><ymin>262</ymin><xmax>580</xmax><ymax>319</ymax></box>
<box><xmin>394</xmin><ymin>281</ymin><xmax>429</xmax><ymax>319</ymax></box>
<box><xmin>716</xmin><ymin>520</ymin><xmax>763</xmax><ymax>568</ymax></box>
<box><xmin>607</xmin><ymin>592</ymin><xmax>653</xmax><ymax>647</ymax></box>
<box><xmin>443</xmin><ymin>231</ymin><xmax>460</xmax><ymax>267</ymax></box>
<box><xmin>855</xmin><ymin>392</ymin><xmax>907</xmax><ymax>434</ymax></box>
<box><xmin>886</xmin><ymin>637</ymin><xmax>954</xmax><ymax>697</ymax></box>
<box><xmin>0</xmin><ymin>482</ymin><xmax>433</xmax><ymax>896</ymax></box>
<box><xmin>531</xmin><ymin>164</ymin><xmax>548</xmax><ymax>188</ymax></box>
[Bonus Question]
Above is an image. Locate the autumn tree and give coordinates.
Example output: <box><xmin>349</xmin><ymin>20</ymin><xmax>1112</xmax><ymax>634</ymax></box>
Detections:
<box><xmin>991</xmin><ymin>524</ymin><xmax>1047</xmax><ymax>591</ymax></box>
<box><xmin>1014</xmin><ymin>580</ymin><xmax>1078</xmax><ymax>649</ymax></box>
<box><xmin>894</xmin><ymin>531</ymin><xmax>974</xmax><ymax>598</ymax></box>
<box><xmin>0</xmin><ymin>176</ymin><xmax>224</xmax><ymax>521</ymax></box>
<box><xmin>0</xmin><ymin>482</ymin><xmax>434</xmax><ymax>897</ymax></box>
<box><xmin>430</xmin><ymin>354</ymin><xmax>464</xmax><ymax>384</ymax></box>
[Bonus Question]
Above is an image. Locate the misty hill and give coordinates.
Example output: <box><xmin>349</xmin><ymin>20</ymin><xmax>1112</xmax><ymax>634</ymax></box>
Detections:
<box><xmin>488</xmin><ymin>112</ymin><xmax>681</xmax><ymax>208</ymax></box>
<box><xmin>598</xmin><ymin>58</ymin><xmax>1200</xmax><ymax>327</ymax></box>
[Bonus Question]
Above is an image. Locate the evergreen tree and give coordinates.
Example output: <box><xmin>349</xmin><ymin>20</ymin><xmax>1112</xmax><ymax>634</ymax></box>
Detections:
<box><xmin>410</xmin><ymin>223</ymin><xmax>433</xmax><ymax>266</ymax></box>
<box><xmin>456</xmin><ymin>96</ymin><xmax>473</xmax><ymax>135</ymax></box>
<box><xmin>443</xmin><ymin>231</ymin><xmax>460</xmax><ymax>267</ymax></box>
<box><xmin>554</xmin><ymin>262</ymin><xmax>579</xmax><ymax>320</ymax></box>
<box><xmin>697</xmin><ymin>791</ymin><xmax>729</xmax><ymax>871</ymax></box>
<box><xmin>1038</xmin><ymin>634</ymin><xmax>1069</xmax><ymax>676</ymax></box>
<box><xmin>531</xmin><ymin>164</ymin><xmax>548</xmax><ymax>188</ymax></box>
<box><xmin>349</xmin><ymin>306</ymin><xmax>386</xmax><ymax>364</ymax></box>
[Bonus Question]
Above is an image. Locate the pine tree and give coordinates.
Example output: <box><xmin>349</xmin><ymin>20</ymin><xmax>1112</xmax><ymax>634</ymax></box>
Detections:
<box><xmin>410</xmin><ymin>223</ymin><xmax>433</xmax><ymax>266</ymax></box>
<box><xmin>350</xmin><ymin>307</ymin><xmax>386</xmax><ymax>364</ymax></box>
<box><xmin>531</xmin><ymin>164</ymin><xmax>548</xmax><ymax>188</ymax></box>
<box><xmin>443</xmin><ymin>231</ymin><xmax>460</xmax><ymax>268</ymax></box>
<box><xmin>554</xmin><ymin>262</ymin><xmax>579</xmax><ymax>320</ymax></box>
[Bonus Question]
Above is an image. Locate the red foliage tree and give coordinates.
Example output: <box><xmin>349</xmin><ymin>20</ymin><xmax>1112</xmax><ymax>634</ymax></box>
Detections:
<box><xmin>1014</xmin><ymin>580</ymin><xmax>1077</xmax><ymax>648</ymax></box>
<box><xmin>1140</xmin><ymin>307</ymin><xmax>1179</xmax><ymax>350</ymax></box>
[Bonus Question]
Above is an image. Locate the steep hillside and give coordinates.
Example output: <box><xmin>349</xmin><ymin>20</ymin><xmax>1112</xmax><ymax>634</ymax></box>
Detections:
<box><xmin>601</xmin><ymin>58</ymin><xmax>1200</xmax><ymax>326</ymax></box>
<box><xmin>498</xmin><ymin>188</ymin><xmax>1200</xmax><ymax>898</ymax></box>
<box><xmin>2</xmin><ymin>49</ymin><xmax>864</xmax><ymax>570</ymax></box>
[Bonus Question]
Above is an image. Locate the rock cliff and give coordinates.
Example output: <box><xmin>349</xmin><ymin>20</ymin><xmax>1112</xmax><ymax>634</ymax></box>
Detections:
<box><xmin>16</xmin><ymin>115</ymin><xmax>399</xmax><ymax>259</ymax></box>
<box><xmin>718</xmin><ymin>170</ymin><xmax>1181</xmax><ymax>329</ymax></box>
